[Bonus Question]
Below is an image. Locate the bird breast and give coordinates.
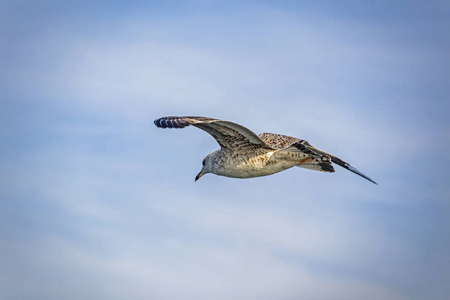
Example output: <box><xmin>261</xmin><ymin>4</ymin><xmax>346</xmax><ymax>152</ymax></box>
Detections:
<box><xmin>212</xmin><ymin>150</ymin><xmax>294</xmax><ymax>178</ymax></box>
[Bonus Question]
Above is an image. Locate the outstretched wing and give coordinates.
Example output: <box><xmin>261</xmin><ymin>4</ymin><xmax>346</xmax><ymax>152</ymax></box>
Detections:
<box><xmin>324</xmin><ymin>154</ymin><xmax>378</xmax><ymax>184</ymax></box>
<box><xmin>259</xmin><ymin>132</ymin><xmax>303</xmax><ymax>149</ymax></box>
<box><xmin>260</xmin><ymin>132</ymin><xmax>377</xmax><ymax>184</ymax></box>
<box><xmin>154</xmin><ymin>116</ymin><xmax>274</xmax><ymax>151</ymax></box>
<box><xmin>300</xmin><ymin>140</ymin><xmax>378</xmax><ymax>184</ymax></box>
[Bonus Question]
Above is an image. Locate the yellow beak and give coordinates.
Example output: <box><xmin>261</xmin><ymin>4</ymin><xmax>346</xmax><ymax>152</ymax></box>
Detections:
<box><xmin>195</xmin><ymin>171</ymin><xmax>205</xmax><ymax>182</ymax></box>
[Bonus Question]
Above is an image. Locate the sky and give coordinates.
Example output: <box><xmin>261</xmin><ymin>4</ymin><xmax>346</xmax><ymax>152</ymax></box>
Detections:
<box><xmin>1</xmin><ymin>1</ymin><xmax>449</xmax><ymax>299</ymax></box>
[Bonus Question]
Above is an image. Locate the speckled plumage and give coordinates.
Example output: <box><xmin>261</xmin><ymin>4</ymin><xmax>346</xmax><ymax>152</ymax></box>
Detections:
<box><xmin>154</xmin><ymin>116</ymin><xmax>377</xmax><ymax>184</ymax></box>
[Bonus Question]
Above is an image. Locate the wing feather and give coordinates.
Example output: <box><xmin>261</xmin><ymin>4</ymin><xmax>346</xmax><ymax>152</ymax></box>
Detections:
<box><xmin>261</xmin><ymin>133</ymin><xmax>377</xmax><ymax>183</ymax></box>
<box><xmin>155</xmin><ymin>116</ymin><xmax>273</xmax><ymax>151</ymax></box>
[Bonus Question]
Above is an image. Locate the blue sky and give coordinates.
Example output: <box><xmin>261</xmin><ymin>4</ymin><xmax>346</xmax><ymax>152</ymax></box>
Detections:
<box><xmin>1</xmin><ymin>1</ymin><xmax>449</xmax><ymax>299</ymax></box>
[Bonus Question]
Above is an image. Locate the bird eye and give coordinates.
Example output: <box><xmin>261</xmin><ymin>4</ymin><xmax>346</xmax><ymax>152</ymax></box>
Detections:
<box><xmin>202</xmin><ymin>158</ymin><xmax>206</xmax><ymax>166</ymax></box>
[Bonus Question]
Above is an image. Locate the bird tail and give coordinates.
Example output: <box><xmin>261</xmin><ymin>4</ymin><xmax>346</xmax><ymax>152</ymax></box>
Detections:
<box><xmin>278</xmin><ymin>142</ymin><xmax>335</xmax><ymax>173</ymax></box>
<box><xmin>295</xmin><ymin>156</ymin><xmax>335</xmax><ymax>173</ymax></box>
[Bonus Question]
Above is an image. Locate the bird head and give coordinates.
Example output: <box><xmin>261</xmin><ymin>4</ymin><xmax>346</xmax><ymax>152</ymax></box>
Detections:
<box><xmin>195</xmin><ymin>154</ymin><xmax>213</xmax><ymax>182</ymax></box>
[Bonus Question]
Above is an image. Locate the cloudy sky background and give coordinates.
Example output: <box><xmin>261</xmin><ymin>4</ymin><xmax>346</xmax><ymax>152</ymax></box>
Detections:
<box><xmin>1</xmin><ymin>1</ymin><xmax>449</xmax><ymax>299</ymax></box>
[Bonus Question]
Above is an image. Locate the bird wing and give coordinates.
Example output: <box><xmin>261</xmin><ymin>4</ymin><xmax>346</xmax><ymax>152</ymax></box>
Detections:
<box><xmin>258</xmin><ymin>132</ymin><xmax>303</xmax><ymax>149</ymax></box>
<box><xmin>323</xmin><ymin>153</ymin><xmax>378</xmax><ymax>184</ymax></box>
<box><xmin>260</xmin><ymin>132</ymin><xmax>377</xmax><ymax>184</ymax></box>
<box><xmin>155</xmin><ymin>116</ymin><xmax>274</xmax><ymax>151</ymax></box>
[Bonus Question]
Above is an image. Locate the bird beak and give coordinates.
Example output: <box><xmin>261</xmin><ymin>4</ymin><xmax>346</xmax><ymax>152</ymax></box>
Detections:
<box><xmin>195</xmin><ymin>171</ymin><xmax>205</xmax><ymax>182</ymax></box>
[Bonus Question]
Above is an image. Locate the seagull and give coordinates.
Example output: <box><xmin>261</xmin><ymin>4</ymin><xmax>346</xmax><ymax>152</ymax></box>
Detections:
<box><xmin>154</xmin><ymin>116</ymin><xmax>377</xmax><ymax>184</ymax></box>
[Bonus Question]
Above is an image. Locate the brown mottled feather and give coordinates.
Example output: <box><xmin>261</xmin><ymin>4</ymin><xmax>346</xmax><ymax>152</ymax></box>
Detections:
<box><xmin>259</xmin><ymin>133</ymin><xmax>334</xmax><ymax>173</ymax></box>
<box><xmin>155</xmin><ymin>116</ymin><xmax>274</xmax><ymax>151</ymax></box>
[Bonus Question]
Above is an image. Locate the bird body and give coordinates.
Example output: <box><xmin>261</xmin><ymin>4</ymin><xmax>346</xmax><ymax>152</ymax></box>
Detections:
<box><xmin>206</xmin><ymin>149</ymin><xmax>293</xmax><ymax>178</ymax></box>
<box><xmin>154</xmin><ymin>116</ymin><xmax>377</xmax><ymax>184</ymax></box>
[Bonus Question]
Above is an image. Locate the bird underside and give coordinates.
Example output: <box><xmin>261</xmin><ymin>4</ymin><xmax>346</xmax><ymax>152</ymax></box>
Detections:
<box><xmin>213</xmin><ymin>146</ymin><xmax>334</xmax><ymax>179</ymax></box>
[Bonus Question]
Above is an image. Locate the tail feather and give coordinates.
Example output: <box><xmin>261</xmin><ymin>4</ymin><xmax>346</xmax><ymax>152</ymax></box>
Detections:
<box><xmin>296</xmin><ymin>156</ymin><xmax>335</xmax><ymax>173</ymax></box>
<box><xmin>279</xmin><ymin>142</ymin><xmax>335</xmax><ymax>173</ymax></box>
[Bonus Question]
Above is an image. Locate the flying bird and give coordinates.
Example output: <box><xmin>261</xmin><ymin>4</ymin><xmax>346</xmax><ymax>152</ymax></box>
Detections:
<box><xmin>154</xmin><ymin>116</ymin><xmax>377</xmax><ymax>184</ymax></box>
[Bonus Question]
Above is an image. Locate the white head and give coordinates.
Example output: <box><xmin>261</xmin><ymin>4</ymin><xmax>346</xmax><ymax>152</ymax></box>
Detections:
<box><xmin>195</xmin><ymin>153</ymin><xmax>214</xmax><ymax>181</ymax></box>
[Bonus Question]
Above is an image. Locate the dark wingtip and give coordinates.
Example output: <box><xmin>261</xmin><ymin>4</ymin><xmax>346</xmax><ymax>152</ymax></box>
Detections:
<box><xmin>346</xmin><ymin>164</ymin><xmax>378</xmax><ymax>185</ymax></box>
<box><xmin>329</xmin><ymin>156</ymin><xmax>378</xmax><ymax>185</ymax></box>
<box><xmin>367</xmin><ymin>178</ymin><xmax>378</xmax><ymax>185</ymax></box>
<box><xmin>154</xmin><ymin>117</ymin><xmax>190</xmax><ymax>129</ymax></box>
<box><xmin>154</xmin><ymin>117</ymin><xmax>174</xmax><ymax>129</ymax></box>
<box><xmin>361</xmin><ymin>175</ymin><xmax>378</xmax><ymax>185</ymax></box>
<box><xmin>154</xmin><ymin>117</ymin><xmax>166</xmax><ymax>128</ymax></box>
